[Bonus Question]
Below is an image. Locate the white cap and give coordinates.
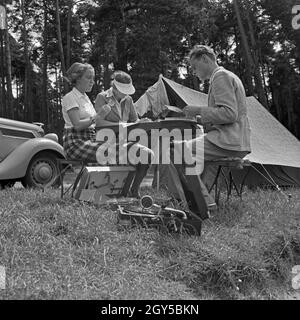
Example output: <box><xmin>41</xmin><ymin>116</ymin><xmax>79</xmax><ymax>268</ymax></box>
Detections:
<box><xmin>113</xmin><ymin>79</ymin><xmax>135</xmax><ymax>95</ymax></box>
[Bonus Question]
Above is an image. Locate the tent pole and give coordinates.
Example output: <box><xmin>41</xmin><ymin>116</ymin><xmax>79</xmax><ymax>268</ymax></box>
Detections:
<box><xmin>156</xmin><ymin>165</ymin><xmax>160</xmax><ymax>191</ymax></box>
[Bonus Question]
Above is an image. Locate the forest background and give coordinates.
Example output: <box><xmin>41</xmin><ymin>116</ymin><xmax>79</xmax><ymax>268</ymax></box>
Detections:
<box><xmin>0</xmin><ymin>0</ymin><xmax>299</xmax><ymax>142</ymax></box>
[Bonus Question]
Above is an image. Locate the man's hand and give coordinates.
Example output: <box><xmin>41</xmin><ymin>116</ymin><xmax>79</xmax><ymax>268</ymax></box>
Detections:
<box><xmin>203</xmin><ymin>123</ymin><xmax>216</xmax><ymax>132</ymax></box>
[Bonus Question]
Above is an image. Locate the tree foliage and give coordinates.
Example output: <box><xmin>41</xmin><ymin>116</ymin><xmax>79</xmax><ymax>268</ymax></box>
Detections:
<box><xmin>0</xmin><ymin>0</ymin><xmax>299</xmax><ymax>139</ymax></box>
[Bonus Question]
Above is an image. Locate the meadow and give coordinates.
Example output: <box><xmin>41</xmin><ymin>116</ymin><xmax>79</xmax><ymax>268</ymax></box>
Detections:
<box><xmin>0</xmin><ymin>184</ymin><xmax>299</xmax><ymax>300</ymax></box>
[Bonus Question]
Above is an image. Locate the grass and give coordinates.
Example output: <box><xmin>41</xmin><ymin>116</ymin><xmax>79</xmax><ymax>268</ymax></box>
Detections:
<box><xmin>0</xmin><ymin>184</ymin><xmax>299</xmax><ymax>300</ymax></box>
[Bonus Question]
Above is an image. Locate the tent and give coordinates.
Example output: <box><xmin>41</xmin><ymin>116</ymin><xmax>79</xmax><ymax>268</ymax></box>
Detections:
<box><xmin>135</xmin><ymin>75</ymin><xmax>300</xmax><ymax>188</ymax></box>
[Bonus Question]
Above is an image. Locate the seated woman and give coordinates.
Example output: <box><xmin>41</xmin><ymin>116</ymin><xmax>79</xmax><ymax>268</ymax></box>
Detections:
<box><xmin>62</xmin><ymin>62</ymin><xmax>104</xmax><ymax>163</ymax></box>
<box><xmin>95</xmin><ymin>70</ymin><xmax>140</xmax><ymax>126</ymax></box>
<box><xmin>95</xmin><ymin>70</ymin><xmax>152</xmax><ymax>198</ymax></box>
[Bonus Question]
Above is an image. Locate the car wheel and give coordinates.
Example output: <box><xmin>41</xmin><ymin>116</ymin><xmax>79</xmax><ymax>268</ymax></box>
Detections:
<box><xmin>22</xmin><ymin>151</ymin><xmax>60</xmax><ymax>188</ymax></box>
<box><xmin>0</xmin><ymin>180</ymin><xmax>15</xmax><ymax>190</ymax></box>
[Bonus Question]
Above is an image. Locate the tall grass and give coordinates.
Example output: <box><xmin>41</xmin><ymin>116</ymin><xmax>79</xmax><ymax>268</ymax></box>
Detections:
<box><xmin>0</xmin><ymin>186</ymin><xmax>299</xmax><ymax>300</ymax></box>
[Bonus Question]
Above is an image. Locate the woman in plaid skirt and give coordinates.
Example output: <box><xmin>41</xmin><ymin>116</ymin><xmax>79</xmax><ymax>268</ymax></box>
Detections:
<box><xmin>62</xmin><ymin>63</ymin><xmax>152</xmax><ymax>198</ymax></box>
<box><xmin>62</xmin><ymin>62</ymin><xmax>105</xmax><ymax>163</ymax></box>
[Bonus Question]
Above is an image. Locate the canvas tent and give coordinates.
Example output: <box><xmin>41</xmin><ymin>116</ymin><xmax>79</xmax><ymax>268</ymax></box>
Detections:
<box><xmin>135</xmin><ymin>75</ymin><xmax>300</xmax><ymax>188</ymax></box>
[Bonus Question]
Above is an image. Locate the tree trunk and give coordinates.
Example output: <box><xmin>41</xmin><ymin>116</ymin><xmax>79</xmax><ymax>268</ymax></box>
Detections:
<box><xmin>42</xmin><ymin>0</ymin><xmax>49</xmax><ymax>128</ymax></box>
<box><xmin>2</xmin><ymin>1</ymin><xmax>13</xmax><ymax>119</ymax></box>
<box><xmin>16</xmin><ymin>77</ymin><xmax>19</xmax><ymax>118</ymax></box>
<box><xmin>66</xmin><ymin>0</ymin><xmax>72</xmax><ymax>70</ymax></box>
<box><xmin>115</xmin><ymin>4</ymin><xmax>128</xmax><ymax>71</ymax></box>
<box><xmin>103</xmin><ymin>62</ymin><xmax>112</xmax><ymax>90</ymax></box>
<box><xmin>115</xmin><ymin>34</ymin><xmax>128</xmax><ymax>71</ymax></box>
<box><xmin>55</xmin><ymin>67</ymin><xmax>59</xmax><ymax>114</ymax></box>
<box><xmin>286</xmin><ymin>86</ymin><xmax>295</xmax><ymax>135</ymax></box>
<box><xmin>55</xmin><ymin>0</ymin><xmax>67</xmax><ymax>93</ymax></box>
<box><xmin>233</xmin><ymin>1</ymin><xmax>253</xmax><ymax>67</ymax></box>
<box><xmin>88</xmin><ymin>17</ymin><xmax>93</xmax><ymax>48</ymax></box>
<box><xmin>21</xmin><ymin>0</ymin><xmax>32</xmax><ymax>122</ymax></box>
<box><xmin>266</xmin><ymin>63</ymin><xmax>281</xmax><ymax>121</ymax></box>
<box><xmin>4</xmin><ymin>25</ymin><xmax>13</xmax><ymax>118</ymax></box>
<box><xmin>233</xmin><ymin>0</ymin><xmax>256</xmax><ymax>96</ymax></box>
<box><xmin>57</xmin><ymin>71</ymin><xmax>64</xmax><ymax>142</ymax></box>
<box><xmin>0</xmin><ymin>30</ymin><xmax>4</xmax><ymax>117</ymax></box>
<box><xmin>270</xmin><ymin>80</ymin><xmax>281</xmax><ymax>122</ymax></box>
<box><xmin>243</xmin><ymin>2</ymin><xmax>269</xmax><ymax>109</ymax></box>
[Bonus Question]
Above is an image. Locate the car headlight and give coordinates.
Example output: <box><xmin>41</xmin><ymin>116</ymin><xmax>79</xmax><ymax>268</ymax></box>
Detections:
<box><xmin>44</xmin><ymin>133</ymin><xmax>59</xmax><ymax>143</ymax></box>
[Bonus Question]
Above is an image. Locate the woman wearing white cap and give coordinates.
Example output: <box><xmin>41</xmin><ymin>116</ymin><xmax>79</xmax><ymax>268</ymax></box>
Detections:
<box><xmin>95</xmin><ymin>70</ymin><xmax>138</xmax><ymax>126</ymax></box>
<box><xmin>95</xmin><ymin>70</ymin><xmax>152</xmax><ymax>198</ymax></box>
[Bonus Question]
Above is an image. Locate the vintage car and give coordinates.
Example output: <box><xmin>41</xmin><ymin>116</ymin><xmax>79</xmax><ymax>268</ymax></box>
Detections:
<box><xmin>0</xmin><ymin>117</ymin><xmax>65</xmax><ymax>189</ymax></box>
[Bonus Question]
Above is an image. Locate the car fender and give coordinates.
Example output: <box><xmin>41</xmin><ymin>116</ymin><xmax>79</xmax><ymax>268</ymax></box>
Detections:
<box><xmin>0</xmin><ymin>137</ymin><xmax>65</xmax><ymax>180</ymax></box>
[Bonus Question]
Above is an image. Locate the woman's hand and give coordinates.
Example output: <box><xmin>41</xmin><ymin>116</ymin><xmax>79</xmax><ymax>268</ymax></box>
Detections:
<box><xmin>68</xmin><ymin>108</ymin><xmax>96</xmax><ymax>130</ymax></box>
<box><xmin>98</xmin><ymin>104</ymin><xmax>111</xmax><ymax>118</ymax></box>
<box><xmin>137</xmin><ymin>117</ymin><xmax>152</xmax><ymax>123</ymax></box>
<box><xmin>90</xmin><ymin>114</ymin><xmax>96</xmax><ymax>124</ymax></box>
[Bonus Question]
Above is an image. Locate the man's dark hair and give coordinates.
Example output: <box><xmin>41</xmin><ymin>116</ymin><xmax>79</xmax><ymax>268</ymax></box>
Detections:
<box><xmin>189</xmin><ymin>45</ymin><xmax>216</xmax><ymax>62</ymax></box>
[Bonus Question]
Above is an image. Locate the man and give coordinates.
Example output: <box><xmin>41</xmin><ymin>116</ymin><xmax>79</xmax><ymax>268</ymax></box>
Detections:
<box><xmin>170</xmin><ymin>45</ymin><xmax>251</xmax><ymax>210</ymax></box>
<box><xmin>183</xmin><ymin>44</ymin><xmax>251</xmax><ymax>164</ymax></box>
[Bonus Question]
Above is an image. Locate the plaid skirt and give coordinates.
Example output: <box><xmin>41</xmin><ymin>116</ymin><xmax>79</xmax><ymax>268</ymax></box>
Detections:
<box><xmin>63</xmin><ymin>127</ymin><xmax>103</xmax><ymax>163</ymax></box>
<box><xmin>63</xmin><ymin>127</ymin><xmax>153</xmax><ymax>164</ymax></box>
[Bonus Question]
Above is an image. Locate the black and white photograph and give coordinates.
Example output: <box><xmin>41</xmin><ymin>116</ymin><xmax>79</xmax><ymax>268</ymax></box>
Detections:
<box><xmin>0</xmin><ymin>0</ymin><xmax>299</xmax><ymax>307</ymax></box>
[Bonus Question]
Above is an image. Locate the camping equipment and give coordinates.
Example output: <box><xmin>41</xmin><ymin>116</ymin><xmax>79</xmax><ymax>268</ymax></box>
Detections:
<box><xmin>116</xmin><ymin>195</ymin><xmax>203</xmax><ymax>236</ymax></box>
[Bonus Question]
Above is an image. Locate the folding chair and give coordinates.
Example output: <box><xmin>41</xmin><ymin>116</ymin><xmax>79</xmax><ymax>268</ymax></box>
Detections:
<box><xmin>205</xmin><ymin>157</ymin><xmax>251</xmax><ymax>204</ymax></box>
<box><xmin>56</xmin><ymin>159</ymin><xmax>91</xmax><ymax>198</ymax></box>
